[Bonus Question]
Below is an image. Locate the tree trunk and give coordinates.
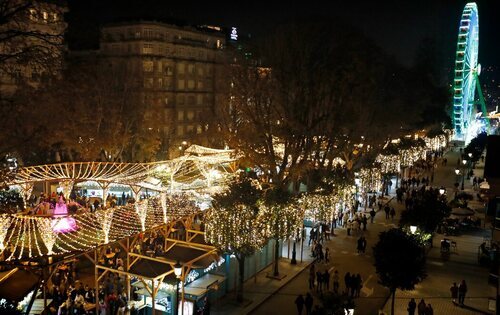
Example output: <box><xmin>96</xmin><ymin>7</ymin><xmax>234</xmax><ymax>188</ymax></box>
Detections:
<box><xmin>236</xmin><ymin>255</ymin><xmax>245</xmax><ymax>303</ymax></box>
<box><xmin>391</xmin><ymin>288</ymin><xmax>396</xmax><ymax>315</ymax></box>
<box><xmin>273</xmin><ymin>238</ymin><xmax>280</xmax><ymax>276</ymax></box>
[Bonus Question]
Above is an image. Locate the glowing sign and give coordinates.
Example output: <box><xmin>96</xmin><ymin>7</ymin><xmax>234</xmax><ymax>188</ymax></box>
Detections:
<box><xmin>230</xmin><ymin>27</ymin><xmax>238</xmax><ymax>41</ymax></box>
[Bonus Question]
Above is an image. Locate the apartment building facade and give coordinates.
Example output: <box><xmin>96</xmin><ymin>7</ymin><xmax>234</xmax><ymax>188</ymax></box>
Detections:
<box><xmin>99</xmin><ymin>21</ymin><xmax>227</xmax><ymax>157</ymax></box>
<box><xmin>0</xmin><ymin>0</ymin><xmax>67</xmax><ymax>95</ymax></box>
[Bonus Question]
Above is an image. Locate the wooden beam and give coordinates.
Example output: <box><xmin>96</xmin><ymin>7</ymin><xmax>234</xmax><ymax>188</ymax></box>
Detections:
<box><xmin>96</xmin><ymin>264</ymin><xmax>153</xmax><ymax>281</ymax></box>
<box><xmin>83</xmin><ymin>253</ymin><xmax>95</xmax><ymax>264</ymax></box>
<box><xmin>129</xmin><ymin>255</ymin><xmax>141</xmax><ymax>269</ymax></box>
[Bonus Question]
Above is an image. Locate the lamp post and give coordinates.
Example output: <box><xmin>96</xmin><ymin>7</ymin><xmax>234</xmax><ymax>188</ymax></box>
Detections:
<box><xmin>291</xmin><ymin>235</ymin><xmax>297</xmax><ymax>265</ymax></box>
<box><xmin>174</xmin><ymin>261</ymin><xmax>182</xmax><ymax>315</ymax></box>
<box><xmin>461</xmin><ymin>159</ymin><xmax>467</xmax><ymax>190</ymax></box>
<box><xmin>467</xmin><ymin>152</ymin><xmax>473</xmax><ymax>179</ymax></box>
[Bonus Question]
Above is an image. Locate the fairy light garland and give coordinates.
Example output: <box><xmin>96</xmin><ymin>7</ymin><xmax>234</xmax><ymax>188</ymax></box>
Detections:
<box><xmin>0</xmin><ymin>214</ymin><xmax>11</xmax><ymax>251</ymax></box>
<box><xmin>98</xmin><ymin>209</ymin><xmax>114</xmax><ymax>243</ymax></box>
<box><xmin>160</xmin><ymin>192</ymin><xmax>167</xmax><ymax>223</ymax></box>
<box><xmin>204</xmin><ymin>204</ymin><xmax>265</xmax><ymax>254</ymax></box>
<box><xmin>38</xmin><ymin>217</ymin><xmax>56</xmax><ymax>255</ymax></box>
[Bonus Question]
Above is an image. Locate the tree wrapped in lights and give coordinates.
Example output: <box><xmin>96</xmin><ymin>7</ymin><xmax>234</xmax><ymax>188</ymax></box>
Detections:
<box><xmin>204</xmin><ymin>176</ymin><xmax>263</xmax><ymax>302</ymax></box>
<box><xmin>259</xmin><ymin>189</ymin><xmax>304</xmax><ymax>277</ymax></box>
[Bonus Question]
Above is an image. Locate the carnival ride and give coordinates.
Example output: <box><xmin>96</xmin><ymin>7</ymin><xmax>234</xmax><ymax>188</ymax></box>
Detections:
<box><xmin>452</xmin><ymin>2</ymin><xmax>489</xmax><ymax>143</ymax></box>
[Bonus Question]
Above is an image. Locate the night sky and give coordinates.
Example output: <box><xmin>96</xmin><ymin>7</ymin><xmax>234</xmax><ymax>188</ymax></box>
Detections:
<box><xmin>66</xmin><ymin>0</ymin><xmax>499</xmax><ymax>71</ymax></box>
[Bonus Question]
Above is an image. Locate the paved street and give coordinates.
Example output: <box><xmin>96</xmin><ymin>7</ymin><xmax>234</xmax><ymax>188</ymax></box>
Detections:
<box><xmin>249</xmin><ymin>147</ymin><xmax>495</xmax><ymax>315</ymax></box>
<box><xmin>250</xmin><ymin>198</ymin><xmax>402</xmax><ymax>315</ymax></box>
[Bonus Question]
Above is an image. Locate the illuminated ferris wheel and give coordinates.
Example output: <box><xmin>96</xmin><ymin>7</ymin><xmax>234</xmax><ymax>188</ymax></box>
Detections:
<box><xmin>452</xmin><ymin>2</ymin><xmax>488</xmax><ymax>142</ymax></box>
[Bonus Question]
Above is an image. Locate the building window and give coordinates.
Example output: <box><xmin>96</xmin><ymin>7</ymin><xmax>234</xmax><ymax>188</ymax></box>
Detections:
<box><xmin>177</xmin><ymin>63</ymin><xmax>185</xmax><ymax>74</ymax></box>
<box><xmin>166</xmin><ymin>66</ymin><xmax>173</xmax><ymax>76</ymax></box>
<box><xmin>186</xmin><ymin>110</ymin><xmax>195</xmax><ymax>121</ymax></box>
<box><xmin>197</xmin><ymin>81</ymin><xmax>204</xmax><ymax>89</ymax></box>
<box><xmin>188</xmin><ymin>95</ymin><xmax>195</xmax><ymax>106</ymax></box>
<box><xmin>157</xmin><ymin>61</ymin><xmax>162</xmax><ymax>73</ymax></box>
<box><xmin>143</xmin><ymin>44</ymin><xmax>153</xmax><ymax>54</ymax></box>
<box><xmin>216</xmin><ymin>39</ymin><xmax>222</xmax><ymax>49</ymax></box>
<box><xmin>144</xmin><ymin>78</ymin><xmax>154</xmax><ymax>88</ymax></box>
<box><xmin>135</xmin><ymin>31</ymin><xmax>141</xmax><ymax>38</ymax></box>
<box><xmin>111</xmin><ymin>44</ymin><xmax>120</xmax><ymax>53</ymax></box>
<box><xmin>197</xmin><ymin>95</ymin><xmax>203</xmax><ymax>105</ymax></box>
<box><xmin>186</xmin><ymin>125</ymin><xmax>194</xmax><ymax>133</ymax></box>
<box><xmin>29</xmin><ymin>9</ymin><xmax>37</xmax><ymax>21</ymax></box>
<box><xmin>42</xmin><ymin>11</ymin><xmax>48</xmax><ymax>21</ymax></box>
<box><xmin>158</xmin><ymin>78</ymin><xmax>163</xmax><ymax>88</ymax></box>
<box><xmin>177</xmin><ymin>126</ymin><xmax>184</xmax><ymax>136</ymax></box>
<box><xmin>187</xmin><ymin>80</ymin><xmax>195</xmax><ymax>89</ymax></box>
<box><xmin>144</xmin><ymin>28</ymin><xmax>153</xmax><ymax>39</ymax></box>
<box><xmin>197</xmin><ymin>125</ymin><xmax>203</xmax><ymax>134</ymax></box>
<box><xmin>164</xmin><ymin>97</ymin><xmax>169</xmax><ymax>105</ymax></box>
<box><xmin>197</xmin><ymin>67</ymin><xmax>204</xmax><ymax>76</ymax></box>
<box><xmin>188</xmin><ymin>64</ymin><xmax>195</xmax><ymax>74</ymax></box>
<box><xmin>177</xmin><ymin>110</ymin><xmax>184</xmax><ymax>121</ymax></box>
<box><xmin>142</xmin><ymin>61</ymin><xmax>154</xmax><ymax>72</ymax></box>
<box><xmin>177</xmin><ymin>95</ymin><xmax>185</xmax><ymax>105</ymax></box>
<box><xmin>177</xmin><ymin>80</ymin><xmax>185</xmax><ymax>90</ymax></box>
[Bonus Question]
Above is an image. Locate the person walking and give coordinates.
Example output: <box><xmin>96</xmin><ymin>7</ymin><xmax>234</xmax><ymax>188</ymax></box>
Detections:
<box><xmin>417</xmin><ymin>299</ymin><xmax>426</xmax><ymax>315</ymax></box>
<box><xmin>458</xmin><ymin>280</ymin><xmax>467</xmax><ymax>305</ymax></box>
<box><xmin>323</xmin><ymin>270</ymin><xmax>330</xmax><ymax>291</ymax></box>
<box><xmin>425</xmin><ymin>304</ymin><xmax>434</xmax><ymax>315</ymax></box>
<box><xmin>333</xmin><ymin>270</ymin><xmax>340</xmax><ymax>294</ymax></box>
<box><xmin>357</xmin><ymin>237</ymin><xmax>363</xmax><ymax>254</ymax></box>
<box><xmin>384</xmin><ymin>205</ymin><xmax>390</xmax><ymax>220</ymax></box>
<box><xmin>344</xmin><ymin>272</ymin><xmax>351</xmax><ymax>295</ymax></box>
<box><xmin>450</xmin><ymin>282</ymin><xmax>458</xmax><ymax>304</ymax></box>
<box><xmin>407</xmin><ymin>298</ymin><xmax>416</xmax><ymax>315</ymax></box>
<box><xmin>354</xmin><ymin>274</ymin><xmax>362</xmax><ymax>297</ymax></box>
<box><xmin>325</xmin><ymin>247</ymin><xmax>330</xmax><ymax>264</ymax></box>
<box><xmin>369</xmin><ymin>208</ymin><xmax>376</xmax><ymax>223</ymax></box>
<box><xmin>295</xmin><ymin>294</ymin><xmax>305</xmax><ymax>315</ymax></box>
<box><xmin>390</xmin><ymin>207</ymin><xmax>396</xmax><ymax>220</ymax></box>
<box><xmin>361</xmin><ymin>237</ymin><xmax>367</xmax><ymax>254</ymax></box>
<box><xmin>305</xmin><ymin>293</ymin><xmax>313</xmax><ymax>315</ymax></box>
<box><xmin>309</xmin><ymin>264</ymin><xmax>315</xmax><ymax>290</ymax></box>
<box><xmin>316</xmin><ymin>271</ymin><xmax>323</xmax><ymax>293</ymax></box>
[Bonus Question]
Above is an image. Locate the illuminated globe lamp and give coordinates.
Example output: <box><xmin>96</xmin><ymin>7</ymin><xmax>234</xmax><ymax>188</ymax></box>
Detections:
<box><xmin>468</xmin><ymin>152</ymin><xmax>472</xmax><ymax>158</ymax></box>
<box><xmin>410</xmin><ymin>225</ymin><xmax>417</xmax><ymax>234</ymax></box>
<box><xmin>439</xmin><ymin>187</ymin><xmax>446</xmax><ymax>195</ymax></box>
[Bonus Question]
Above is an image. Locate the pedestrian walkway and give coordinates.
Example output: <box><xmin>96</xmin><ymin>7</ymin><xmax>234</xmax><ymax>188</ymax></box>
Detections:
<box><xmin>212</xmin><ymin>257</ymin><xmax>314</xmax><ymax>315</ymax></box>
<box><xmin>381</xmin><ymin>147</ymin><xmax>495</xmax><ymax>315</ymax></box>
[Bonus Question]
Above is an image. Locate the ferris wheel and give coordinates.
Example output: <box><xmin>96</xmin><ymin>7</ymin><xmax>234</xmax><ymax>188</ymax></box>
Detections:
<box><xmin>452</xmin><ymin>2</ymin><xmax>485</xmax><ymax>142</ymax></box>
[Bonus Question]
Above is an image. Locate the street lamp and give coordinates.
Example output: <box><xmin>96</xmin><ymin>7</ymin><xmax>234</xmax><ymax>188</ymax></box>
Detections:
<box><xmin>468</xmin><ymin>152</ymin><xmax>472</xmax><ymax>158</ymax></box>
<box><xmin>439</xmin><ymin>187</ymin><xmax>445</xmax><ymax>195</ymax></box>
<box><xmin>410</xmin><ymin>225</ymin><xmax>417</xmax><ymax>234</ymax></box>
<box><xmin>291</xmin><ymin>234</ymin><xmax>297</xmax><ymax>265</ymax></box>
<box><xmin>461</xmin><ymin>160</ymin><xmax>466</xmax><ymax>190</ymax></box>
<box><xmin>174</xmin><ymin>261</ymin><xmax>182</xmax><ymax>315</ymax></box>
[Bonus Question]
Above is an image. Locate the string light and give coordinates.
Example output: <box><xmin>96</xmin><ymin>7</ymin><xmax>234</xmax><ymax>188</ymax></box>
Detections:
<box><xmin>204</xmin><ymin>204</ymin><xmax>265</xmax><ymax>254</ymax></box>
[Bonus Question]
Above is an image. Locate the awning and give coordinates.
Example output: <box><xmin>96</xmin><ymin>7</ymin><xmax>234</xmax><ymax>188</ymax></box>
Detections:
<box><xmin>183</xmin><ymin>273</ymin><xmax>226</xmax><ymax>297</ymax></box>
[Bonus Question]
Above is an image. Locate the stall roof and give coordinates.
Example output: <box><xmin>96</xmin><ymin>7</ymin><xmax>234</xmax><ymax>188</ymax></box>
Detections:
<box><xmin>0</xmin><ymin>268</ymin><xmax>39</xmax><ymax>302</ymax></box>
<box><xmin>184</xmin><ymin>273</ymin><xmax>226</xmax><ymax>297</ymax></box>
